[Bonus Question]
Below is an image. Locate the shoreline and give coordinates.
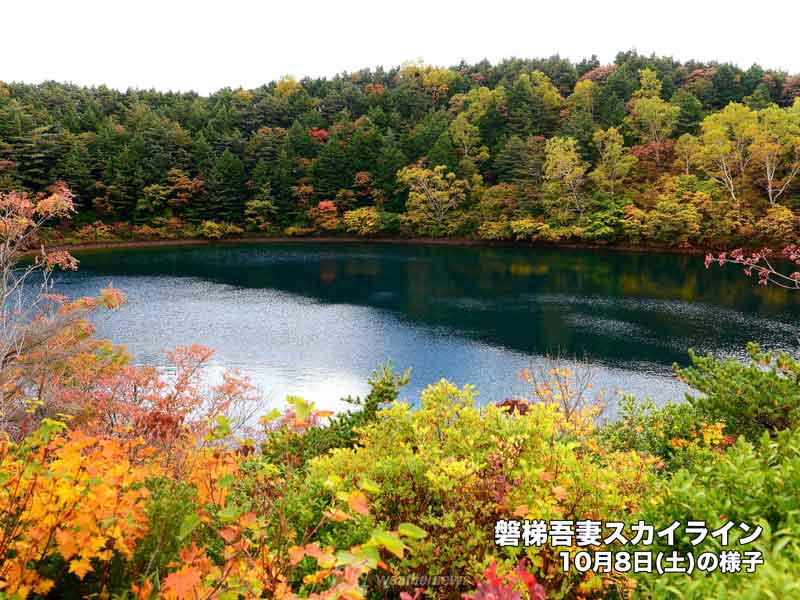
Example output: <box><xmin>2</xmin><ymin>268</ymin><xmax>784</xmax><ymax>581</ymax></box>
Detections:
<box><xmin>43</xmin><ymin>235</ymin><xmax>716</xmax><ymax>257</ymax></box>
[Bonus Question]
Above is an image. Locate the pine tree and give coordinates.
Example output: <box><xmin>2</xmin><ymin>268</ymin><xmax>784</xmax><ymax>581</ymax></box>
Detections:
<box><xmin>208</xmin><ymin>149</ymin><xmax>246</xmax><ymax>221</ymax></box>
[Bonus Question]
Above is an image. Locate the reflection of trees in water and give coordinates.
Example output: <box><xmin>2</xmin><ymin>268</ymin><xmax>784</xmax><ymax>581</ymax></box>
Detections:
<box><xmin>71</xmin><ymin>244</ymin><xmax>800</xmax><ymax>367</ymax></box>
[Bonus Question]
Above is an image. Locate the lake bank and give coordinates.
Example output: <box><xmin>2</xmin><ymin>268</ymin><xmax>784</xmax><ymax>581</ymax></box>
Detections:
<box><xmin>44</xmin><ymin>234</ymin><xmax>719</xmax><ymax>258</ymax></box>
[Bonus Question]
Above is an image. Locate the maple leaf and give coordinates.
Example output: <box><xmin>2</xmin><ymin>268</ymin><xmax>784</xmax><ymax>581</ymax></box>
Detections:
<box><xmin>218</xmin><ymin>526</ymin><xmax>239</xmax><ymax>543</ymax></box>
<box><xmin>56</xmin><ymin>528</ymin><xmax>79</xmax><ymax>560</ymax></box>
<box><xmin>69</xmin><ymin>558</ymin><xmax>93</xmax><ymax>579</ymax></box>
<box><xmin>162</xmin><ymin>566</ymin><xmax>202</xmax><ymax>599</ymax></box>
<box><xmin>513</xmin><ymin>504</ymin><xmax>529</xmax><ymax>517</ymax></box>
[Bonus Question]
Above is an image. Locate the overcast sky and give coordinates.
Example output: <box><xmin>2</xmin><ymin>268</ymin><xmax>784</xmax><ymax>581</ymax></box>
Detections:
<box><xmin>5</xmin><ymin>1</ymin><xmax>800</xmax><ymax>95</ymax></box>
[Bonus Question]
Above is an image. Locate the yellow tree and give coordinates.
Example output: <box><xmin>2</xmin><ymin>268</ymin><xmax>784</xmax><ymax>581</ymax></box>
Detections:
<box><xmin>589</xmin><ymin>127</ymin><xmax>637</xmax><ymax>197</ymax></box>
<box><xmin>397</xmin><ymin>164</ymin><xmax>467</xmax><ymax>236</ymax></box>
<box><xmin>674</xmin><ymin>133</ymin><xmax>702</xmax><ymax>175</ymax></box>
<box><xmin>749</xmin><ymin>99</ymin><xmax>800</xmax><ymax>205</ymax></box>
<box><xmin>697</xmin><ymin>103</ymin><xmax>758</xmax><ymax>206</ymax></box>
<box><xmin>543</xmin><ymin>137</ymin><xmax>589</xmax><ymax>216</ymax></box>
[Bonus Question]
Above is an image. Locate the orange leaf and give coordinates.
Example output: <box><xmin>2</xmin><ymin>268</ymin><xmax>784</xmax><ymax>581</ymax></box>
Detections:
<box><xmin>289</xmin><ymin>546</ymin><xmax>306</xmax><ymax>565</ymax></box>
<box><xmin>55</xmin><ymin>529</ymin><xmax>79</xmax><ymax>560</ymax></box>
<box><xmin>323</xmin><ymin>508</ymin><xmax>354</xmax><ymax>522</ymax></box>
<box><xmin>162</xmin><ymin>566</ymin><xmax>202</xmax><ymax>600</ymax></box>
<box><xmin>348</xmin><ymin>490</ymin><xmax>370</xmax><ymax>516</ymax></box>
<box><xmin>218</xmin><ymin>526</ymin><xmax>239</xmax><ymax>543</ymax></box>
<box><xmin>538</xmin><ymin>471</ymin><xmax>554</xmax><ymax>481</ymax></box>
<box><xmin>513</xmin><ymin>504</ymin><xmax>529</xmax><ymax>517</ymax></box>
<box><xmin>69</xmin><ymin>558</ymin><xmax>93</xmax><ymax>579</ymax></box>
<box><xmin>551</xmin><ymin>485</ymin><xmax>568</xmax><ymax>502</ymax></box>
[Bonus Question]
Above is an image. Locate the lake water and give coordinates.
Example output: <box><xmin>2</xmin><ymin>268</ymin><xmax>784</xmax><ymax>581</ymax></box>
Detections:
<box><xmin>53</xmin><ymin>242</ymin><xmax>800</xmax><ymax>414</ymax></box>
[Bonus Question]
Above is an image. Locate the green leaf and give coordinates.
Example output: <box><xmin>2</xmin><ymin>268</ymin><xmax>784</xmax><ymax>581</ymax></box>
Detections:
<box><xmin>217</xmin><ymin>474</ymin><xmax>235</xmax><ymax>488</ymax></box>
<box><xmin>371</xmin><ymin>530</ymin><xmax>406</xmax><ymax>558</ymax></box>
<box><xmin>259</xmin><ymin>408</ymin><xmax>281</xmax><ymax>423</ymax></box>
<box><xmin>398</xmin><ymin>523</ymin><xmax>428</xmax><ymax>539</ymax></box>
<box><xmin>286</xmin><ymin>395</ymin><xmax>312</xmax><ymax>422</ymax></box>
<box><xmin>217</xmin><ymin>504</ymin><xmax>241</xmax><ymax>524</ymax></box>
<box><xmin>178</xmin><ymin>513</ymin><xmax>201</xmax><ymax>541</ymax></box>
<box><xmin>359</xmin><ymin>477</ymin><xmax>381</xmax><ymax>494</ymax></box>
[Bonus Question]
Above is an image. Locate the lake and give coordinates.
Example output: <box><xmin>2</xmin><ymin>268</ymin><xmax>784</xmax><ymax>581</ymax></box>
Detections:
<box><xmin>53</xmin><ymin>242</ymin><xmax>800</xmax><ymax>414</ymax></box>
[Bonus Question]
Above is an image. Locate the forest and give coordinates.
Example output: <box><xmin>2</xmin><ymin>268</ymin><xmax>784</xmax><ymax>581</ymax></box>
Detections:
<box><xmin>1</xmin><ymin>51</ymin><xmax>800</xmax><ymax>248</ymax></box>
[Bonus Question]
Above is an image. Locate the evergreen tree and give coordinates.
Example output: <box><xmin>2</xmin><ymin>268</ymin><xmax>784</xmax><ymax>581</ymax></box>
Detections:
<box><xmin>208</xmin><ymin>149</ymin><xmax>246</xmax><ymax>221</ymax></box>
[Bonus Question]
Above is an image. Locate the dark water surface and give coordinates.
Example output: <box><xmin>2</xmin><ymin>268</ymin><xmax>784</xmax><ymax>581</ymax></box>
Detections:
<box><xmin>52</xmin><ymin>243</ymin><xmax>800</xmax><ymax>413</ymax></box>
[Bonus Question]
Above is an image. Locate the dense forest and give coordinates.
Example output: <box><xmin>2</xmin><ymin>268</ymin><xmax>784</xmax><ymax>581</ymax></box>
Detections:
<box><xmin>2</xmin><ymin>51</ymin><xmax>800</xmax><ymax>248</ymax></box>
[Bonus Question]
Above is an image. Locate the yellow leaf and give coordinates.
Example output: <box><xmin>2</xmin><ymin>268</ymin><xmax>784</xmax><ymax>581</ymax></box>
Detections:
<box><xmin>69</xmin><ymin>558</ymin><xmax>93</xmax><ymax>579</ymax></box>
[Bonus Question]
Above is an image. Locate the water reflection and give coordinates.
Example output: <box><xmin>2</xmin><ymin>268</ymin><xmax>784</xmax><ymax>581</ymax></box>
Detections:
<box><xmin>52</xmin><ymin>243</ymin><xmax>800</xmax><ymax>411</ymax></box>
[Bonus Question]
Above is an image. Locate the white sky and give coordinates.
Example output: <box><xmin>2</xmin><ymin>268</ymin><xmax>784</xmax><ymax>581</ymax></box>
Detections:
<box><xmin>5</xmin><ymin>1</ymin><xmax>800</xmax><ymax>95</ymax></box>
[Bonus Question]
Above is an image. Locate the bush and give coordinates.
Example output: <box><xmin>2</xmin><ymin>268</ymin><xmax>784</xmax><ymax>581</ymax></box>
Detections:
<box><xmin>677</xmin><ymin>343</ymin><xmax>800</xmax><ymax>440</ymax></box>
<box><xmin>200</xmin><ymin>220</ymin><xmax>244</xmax><ymax>239</ymax></box>
<box><xmin>306</xmin><ymin>379</ymin><xmax>656</xmax><ymax>595</ymax></box>
<box><xmin>597</xmin><ymin>395</ymin><xmax>729</xmax><ymax>471</ymax></box>
<box><xmin>477</xmin><ymin>218</ymin><xmax>512</xmax><ymax>240</ymax></box>
<box><xmin>636</xmin><ymin>427</ymin><xmax>800</xmax><ymax>598</ymax></box>
<box><xmin>284</xmin><ymin>225</ymin><xmax>316</xmax><ymax>237</ymax></box>
<box><xmin>343</xmin><ymin>206</ymin><xmax>382</xmax><ymax>237</ymax></box>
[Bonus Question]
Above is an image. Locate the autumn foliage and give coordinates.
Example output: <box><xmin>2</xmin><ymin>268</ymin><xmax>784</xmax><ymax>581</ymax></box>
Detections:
<box><xmin>2</xmin><ymin>184</ymin><xmax>800</xmax><ymax>599</ymax></box>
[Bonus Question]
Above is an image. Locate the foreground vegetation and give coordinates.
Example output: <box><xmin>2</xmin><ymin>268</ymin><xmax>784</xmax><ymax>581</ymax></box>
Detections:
<box><xmin>2</xmin><ymin>181</ymin><xmax>800</xmax><ymax>599</ymax></box>
<box><xmin>2</xmin><ymin>52</ymin><xmax>800</xmax><ymax>250</ymax></box>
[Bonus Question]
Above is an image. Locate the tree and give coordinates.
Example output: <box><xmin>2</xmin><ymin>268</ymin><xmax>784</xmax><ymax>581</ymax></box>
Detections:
<box><xmin>208</xmin><ymin>150</ymin><xmax>247</xmax><ymax>221</ymax></box>
<box><xmin>494</xmin><ymin>135</ymin><xmax>546</xmax><ymax>185</ymax></box>
<box><xmin>671</xmin><ymin>89</ymin><xmax>704</xmax><ymax>135</ymax></box>
<box><xmin>674</xmin><ymin>134</ymin><xmax>702</xmax><ymax>175</ymax></box>
<box><xmin>449</xmin><ymin>113</ymin><xmax>489</xmax><ymax>176</ymax></box>
<box><xmin>749</xmin><ymin>101</ymin><xmax>800</xmax><ymax>205</ymax></box>
<box><xmin>506</xmin><ymin>71</ymin><xmax>562</xmax><ymax>136</ymax></box>
<box><xmin>0</xmin><ymin>184</ymin><xmax>126</xmax><ymax>432</ymax></box>
<box><xmin>697</xmin><ymin>103</ymin><xmax>757</xmax><ymax>206</ymax></box>
<box><xmin>343</xmin><ymin>206</ymin><xmax>382</xmax><ymax>236</ymax></box>
<box><xmin>397</xmin><ymin>164</ymin><xmax>467</xmax><ymax>235</ymax></box>
<box><xmin>625</xmin><ymin>69</ymin><xmax>679</xmax><ymax>162</ymax></box>
<box><xmin>543</xmin><ymin>137</ymin><xmax>588</xmax><ymax>216</ymax></box>
<box><xmin>589</xmin><ymin>128</ymin><xmax>636</xmax><ymax>197</ymax></box>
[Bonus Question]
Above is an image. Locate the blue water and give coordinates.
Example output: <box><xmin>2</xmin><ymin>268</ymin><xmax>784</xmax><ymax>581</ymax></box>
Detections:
<box><xmin>52</xmin><ymin>243</ymin><xmax>800</xmax><ymax>414</ymax></box>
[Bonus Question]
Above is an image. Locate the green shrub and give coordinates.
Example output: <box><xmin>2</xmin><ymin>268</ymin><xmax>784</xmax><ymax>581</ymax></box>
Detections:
<box><xmin>596</xmin><ymin>395</ymin><xmax>724</xmax><ymax>471</ymax></box>
<box><xmin>677</xmin><ymin>343</ymin><xmax>800</xmax><ymax>440</ymax></box>
<box><xmin>636</xmin><ymin>427</ymin><xmax>800</xmax><ymax>598</ymax></box>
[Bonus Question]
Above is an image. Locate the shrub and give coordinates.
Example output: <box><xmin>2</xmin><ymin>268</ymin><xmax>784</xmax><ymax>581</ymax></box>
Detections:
<box><xmin>677</xmin><ymin>343</ymin><xmax>800</xmax><ymax>440</ymax></box>
<box><xmin>636</xmin><ymin>427</ymin><xmax>800</xmax><ymax>598</ymax></box>
<box><xmin>200</xmin><ymin>220</ymin><xmax>244</xmax><ymax>239</ymax></box>
<box><xmin>597</xmin><ymin>395</ymin><xmax>730</xmax><ymax>471</ymax></box>
<box><xmin>509</xmin><ymin>217</ymin><xmax>542</xmax><ymax>241</ymax></box>
<box><xmin>284</xmin><ymin>225</ymin><xmax>316</xmax><ymax>237</ymax></box>
<box><xmin>307</xmin><ymin>379</ymin><xmax>656</xmax><ymax>595</ymax></box>
<box><xmin>477</xmin><ymin>218</ymin><xmax>512</xmax><ymax>240</ymax></box>
<box><xmin>343</xmin><ymin>206</ymin><xmax>382</xmax><ymax>237</ymax></box>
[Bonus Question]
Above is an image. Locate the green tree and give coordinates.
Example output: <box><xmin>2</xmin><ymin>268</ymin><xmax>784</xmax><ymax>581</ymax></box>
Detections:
<box><xmin>589</xmin><ymin>127</ymin><xmax>636</xmax><ymax>197</ymax></box>
<box><xmin>543</xmin><ymin>137</ymin><xmax>589</xmax><ymax>216</ymax></box>
<box><xmin>208</xmin><ymin>149</ymin><xmax>247</xmax><ymax>221</ymax></box>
